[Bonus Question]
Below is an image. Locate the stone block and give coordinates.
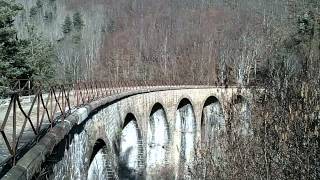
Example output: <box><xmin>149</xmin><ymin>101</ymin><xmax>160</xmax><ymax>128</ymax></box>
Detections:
<box><xmin>38</xmin><ymin>132</ymin><xmax>57</xmax><ymax>153</ymax></box>
<box><xmin>2</xmin><ymin>145</ymin><xmax>47</xmax><ymax>180</ymax></box>
<box><xmin>16</xmin><ymin>145</ymin><xmax>46</xmax><ymax>177</ymax></box>
<box><xmin>77</xmin><ymin>107</ymin><xmax>89</xmax><ymax>124</ymax></box>
<box><xmin>2</xmin><ymin>165</ymin><xmax>26</xmax><ymax>180</ymax></box>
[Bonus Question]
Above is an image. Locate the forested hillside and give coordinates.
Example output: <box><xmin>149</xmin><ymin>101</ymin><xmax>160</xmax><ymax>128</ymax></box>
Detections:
<box><xmin>1</xmin><ymin>0</ymin><xmax>318</xmax><ymax>86</ymax></box>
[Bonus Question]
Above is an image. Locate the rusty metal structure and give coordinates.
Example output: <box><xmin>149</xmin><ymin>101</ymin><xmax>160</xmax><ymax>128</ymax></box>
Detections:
<box><xmin>1</xmin><ymin>79</ymin><xmax>216</xmax><ymax>168</ymax></box>
<box><xmin>0</xmin><ymin>77</ymin><xmax>243</xmax><ymax>176</ymax></box>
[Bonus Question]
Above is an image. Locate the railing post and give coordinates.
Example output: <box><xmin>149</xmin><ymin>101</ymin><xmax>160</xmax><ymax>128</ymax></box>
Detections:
<box><xmin>61</xmin><ymin>86</ymin><xmax>65</xmax><ymax>124</ymax></box>
<box><xmin>36</xmin><ymin>92</ymin><xmax>40</xmax><ymax>134</ymax></box>
<box><xmin>12</xmin><ymin>94</ymin><xmax>17</xmax><ymax>165</ymax></box>
<box><xmin>50</xmin><ymin>89</ymin><xmax>53</xmax><ymax>128</ymax></box>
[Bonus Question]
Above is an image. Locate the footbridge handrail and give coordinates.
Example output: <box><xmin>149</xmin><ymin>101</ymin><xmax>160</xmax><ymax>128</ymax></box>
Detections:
<box><xmin>0</xmin><ymin>79</ymin><xmax>257</xmax><ymax>177</ymax></box>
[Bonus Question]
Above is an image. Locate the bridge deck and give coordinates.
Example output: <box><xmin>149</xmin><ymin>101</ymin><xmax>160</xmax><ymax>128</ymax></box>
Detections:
<box><xmin>0</xmin><ymin>86</ymin><xmax>139</xmax><ymax>166</ymax></box>
<box><xmin>0</xmin><ymin>96</ymin><xmax>56</xmax><ymax>165</ymax></box>
<box><xmin>0</xmin><ymin>85</ymin><xmax>244</xmax><ymax>171</ymax></box>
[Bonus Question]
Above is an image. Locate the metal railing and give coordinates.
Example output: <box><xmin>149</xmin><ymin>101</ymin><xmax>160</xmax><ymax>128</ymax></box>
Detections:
<box><xmin>0</xmin><ymin>79</ymin><xmax>247</xmax><ymax>168</ymax></box>
<box><xmin>0</xmin><ymin>79</ymin><xmax>183</xmax><ymax>167</ymax></box>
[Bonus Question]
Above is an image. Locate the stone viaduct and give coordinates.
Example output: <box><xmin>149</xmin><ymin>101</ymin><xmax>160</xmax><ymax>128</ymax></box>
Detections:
<box><xmin>1</xmin><ymin>86</ymin><xmax>252</xmax><ymax>179</ymax></box>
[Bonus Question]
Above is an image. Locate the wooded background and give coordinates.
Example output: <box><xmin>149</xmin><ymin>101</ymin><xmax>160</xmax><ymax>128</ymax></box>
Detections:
<box><xmin>1</xmin><ymin>0</ymin><xmax>318</xmax><ymax>86</ymax></box>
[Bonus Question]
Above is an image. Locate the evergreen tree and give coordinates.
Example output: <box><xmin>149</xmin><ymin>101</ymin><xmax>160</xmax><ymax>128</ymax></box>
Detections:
<box><xmin>36</xmin><ymin>0</ymin><xmax>42</xmax><ymax>9</ymax></box>
<box><xmin>29</xmin><ymin>6</ymin><xmax>38</xmax><ymax>18</ymax></box>
<box><xmin>0</xmin><ymin>0</ymin><xmax>57</xmax><ymax>94</ymax></box>
<box><xmin>62</xmin><ymin>15</ymin><xmax>72</xmax><ymax>34</ymax></box>
<box><xmin>0</xmin><ymin>0</ymin><xmax>29</xmax><ymax>92</ymax></box>
<box><xmin>26</xmin><ymin>25</ymin><xmax>57</xmax><ymax>81</ymax></box>
<box><xmin>73</xmin><ymin>12</ymin><xmax>84</xmax><ymax>31</ymax></box>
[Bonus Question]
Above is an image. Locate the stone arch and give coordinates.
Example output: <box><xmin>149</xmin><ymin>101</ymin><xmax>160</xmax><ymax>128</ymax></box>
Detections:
<box><xmin>119</xmin><ymin>113</ymin><xmax>144</xmax><ymax>179</ymax></box>
<box><xmin>147</xmin><ymin>98</ymin><xmax>169</xmax><ymax>120</ymax></box>
<box><xmin>175</xmin><ymin>95</ymin><xmax>196</xmax><ymax>113</ymax></box>
<box><xmin>230</xmin><ymin>95</ymin><xmax>252</xmax><ymax>136</ymax></box>
<box><xmin>121</xmin><ymin>107</ymin><xmax>144</xmax><ymax>136</ymax></box>
<box><xmin>200</xmin><ymin>96</ymin><xmax>225</xmax><ymax>145</ymax></box>
<box><xmin>122</xmin><ymin>113</ymin><xmax>137</xmax><ymax>128</ymax></box>
<box><xmin>146</xmin><ymin>103</ymin><xmax>170</xmax><ymax>172</ymax></box>
<box><xmin>87</xmin><ymin>138</ymin><xmax>116</xmax><ymax>179</ymax></box>
<box><xmin>89</xmin><ymin>139</ymin><xmax>107</xmax><ymax>164</ymax></box>
<box><xmin>175</xmin><ymin>98</ymin><xmax>196</xmax><ymax>166</ymax></box>
<box><xmin>199</xmin><ymin>94</ymin><xmax>224</xmax><ymax>116</ymax></box>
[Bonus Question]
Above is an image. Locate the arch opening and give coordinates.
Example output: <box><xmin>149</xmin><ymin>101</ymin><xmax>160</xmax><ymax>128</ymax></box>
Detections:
<box><xmin>88</xmin><ymin>139</ymin><xmax>115</xmax><ymax>179</ymax></box>
<box><xmin>119</xmin><ymin>113</ymin><xmax>143</xmax><ymax>179</ymax></box>
<box><xmin>201</xmin><ymin>96</ymin><xmax>225</xmax><ymax>145</ymax></box>
<box><xmin>123</xmin><ymin>113</ymin><xmax>136</xmax><ymax>129</ymax></box>
<box><xmin>231</xmin><ymin>95</ymin><xmax>252</xmax><ymax>136</ymax></box>
<box><xmin>147</xmin><ymin>103</ymin><xmax>170</xmax><ymax>172</ymax></box>
<box><xmin>176</xmin><ymin>98</ymin><xmax>196</xmax><ymax>166</ymax></box>
<box><xmin>90</xmin><ymin>139</ymin><xmax>107</xmax><ymax>163</ymax></box>
<box><xmin>200</xmin><ymin>96</ymin><xmax>225</xmax><ymax>160</ymax></box>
